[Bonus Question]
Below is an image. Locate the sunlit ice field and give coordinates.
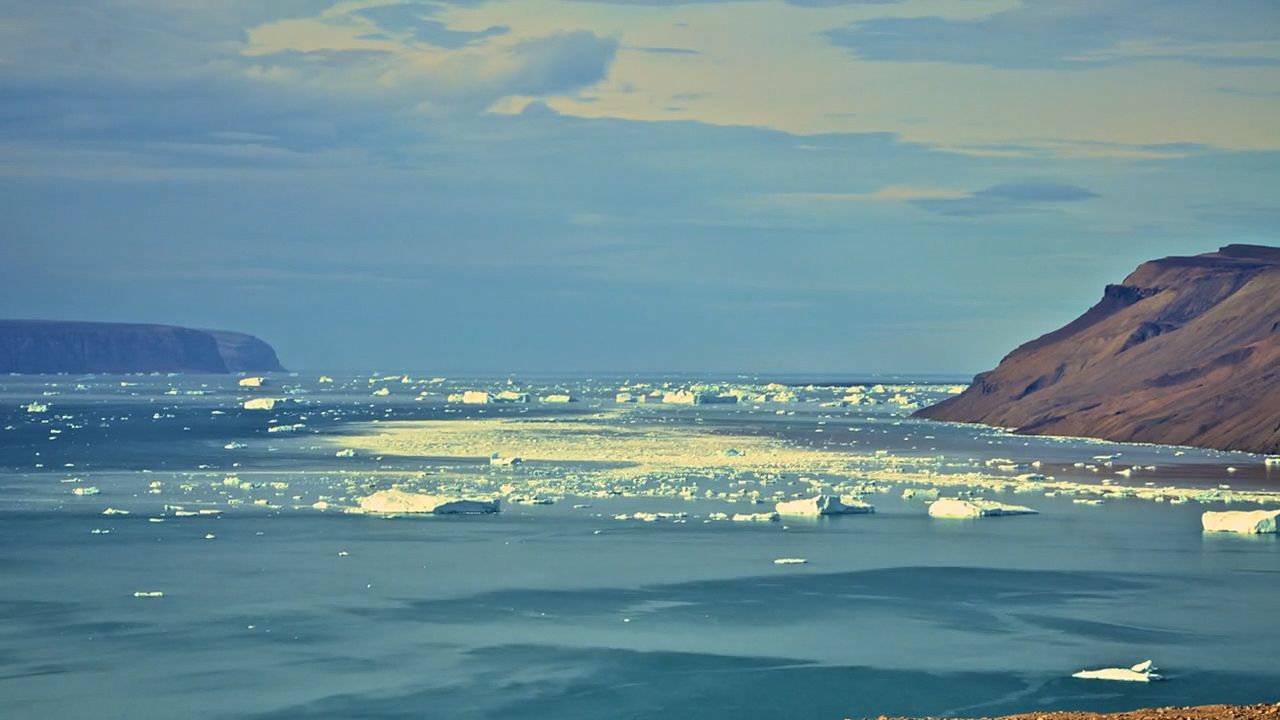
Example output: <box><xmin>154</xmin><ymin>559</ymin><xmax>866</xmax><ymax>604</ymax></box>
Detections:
<box><xmin>2</xmin><ymin>372</ymin><xmax>1278</xmax><ymax>719</ymax></box>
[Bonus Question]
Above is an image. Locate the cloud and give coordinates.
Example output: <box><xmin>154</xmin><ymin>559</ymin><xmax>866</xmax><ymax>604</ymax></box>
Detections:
<box><xmin>355</xmin><ymin>3</ymin><xmax>509</xmax><ymax>49</ymax></box>
<box><xmin>911</xmin><ymin>180</ymin><xmax>1101</xmax><ymax>216</ymax></box>
<box><xmin>826</xmin><ymin>0</ymin><xmax>1280</xmax><ymax>69</ymax></box>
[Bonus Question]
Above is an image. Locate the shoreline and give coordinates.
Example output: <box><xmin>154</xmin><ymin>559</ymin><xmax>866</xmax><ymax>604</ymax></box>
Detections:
<box><xmin>875</xmin><ymin>703</ymin><xmax>1280</xmax><ymax>720</ymax></box>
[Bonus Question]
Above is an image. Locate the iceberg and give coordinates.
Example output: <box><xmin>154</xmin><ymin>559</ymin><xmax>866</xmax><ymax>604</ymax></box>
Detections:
<box><xmin>775</xmin><ymin>494</ymin><xmax>875</xmax><ymax>516</ymax></box>
<box><xmin>1072</xmin><ymin>660</ymin><xmax>1163</xmax><ymax>682</ymax></box>
<box><xmin>1201</xmin><ymin>509</ymin><xmax>1280</xmax><ymax>534</ymax></box>
<box><xmin>243</xmin><ymin>397</ymin><xmax>278</xmax><ymax>410</ymax></box>
<box><xmin>773</xmin><ymin>558</ymin><xmax>807</xmax><ymax>565</ymax></box>
<box><xmin>238</xmin><ymin>376</ymin><xmax>265</xmax><ymax>388</ymax></box>
<box><xmin>928</xmin><ymin>498</ymin><xmax>1038</xmax><ymax>518</ymax></box>
<box><xmin>356</xmin><ymin>488</ymin><xmax>500</xmax><ymax>515</ymax></box>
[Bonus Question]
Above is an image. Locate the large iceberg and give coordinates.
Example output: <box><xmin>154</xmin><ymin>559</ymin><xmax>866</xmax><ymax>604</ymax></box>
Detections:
<box><xmin>928</xmin><ymin>498</ymin><xmax>1038</xmax><ymax>518</ymax></box>
<box><xmin>1072</xmin><ymin>660</ymin><xmax>1163</xmax><ymax>682</ymax></box>
<box><xmin>1201</xmin><ymin>509</ymin><xmax>1280</xmax><ymax>534</ymax></box>
<box><xmin>356</xmin><ymin>489</ymin><xmax>500</xmax><ymax>515</ymax></box>
<box><xmin>775</xmin><ymin>494</ymin><xmax>874</xmax><ymax>516</ymax></box>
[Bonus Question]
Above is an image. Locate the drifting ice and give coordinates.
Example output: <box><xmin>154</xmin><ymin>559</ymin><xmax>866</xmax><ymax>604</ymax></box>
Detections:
<box><xmin>928</xmin><ymin>498</ymin><xmax>1038</xmax><ymax>518</ymax></box>
<box><xmin>1072</xmin><ymin>660</ymin><xmax>1163</xmax><ymax>682</ymax></box>
<box><xmin>356</xmin><ymin>488</ymin><xmax>500</xmax><ymax>515</ymax></box>
<box><xmin>1201</xmin><ymin>509</ymin><xmax>1280</xmax><ymax>534</ymax></box>
<box><xmin>243</xmin><ymin>397</ymin><xmax>278</xmax><ymax>411</ymax></box>
<box><xmin>775</xmin><ymin>494</ymin><xmax>874</xmax><ymax>516</ymax></box>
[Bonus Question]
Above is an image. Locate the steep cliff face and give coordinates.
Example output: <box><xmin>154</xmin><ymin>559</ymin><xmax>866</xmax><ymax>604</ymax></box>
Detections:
<box><xmin>0</xmin><ymin>320</ymin><xmax>285</xmax><ymax>374</ymax></box>
<box><xmin>915</xmin><ymin>245</ymin><xmax>1280</xmax><ymax>454</ymax></box>
<box><xmin>206</xmin><ymin>330</ymin><xmax>286</xmax><ymax>373</ymax></box>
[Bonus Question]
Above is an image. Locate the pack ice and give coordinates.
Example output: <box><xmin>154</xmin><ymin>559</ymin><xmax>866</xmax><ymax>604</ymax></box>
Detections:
<box><xmin>356</xmin><ymin>489</ymin><xmax>500</xmax><ymax>515</ymax></box>
<box><xmin>1072</xmin><ymin>660</ymin><xmax>1163</xmax><ymax>682</ymax></box>
<box><xmin>1201</xmin><ymin>509</ymin><xmax>1280</xmax><ymax>534</ymax></box>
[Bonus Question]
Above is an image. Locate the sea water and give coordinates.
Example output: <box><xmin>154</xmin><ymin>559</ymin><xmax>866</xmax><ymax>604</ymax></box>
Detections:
<box><xmin>1</xmin><ymin>373</ymin><xmax>1277</xmax><ymax>719</ymax></box>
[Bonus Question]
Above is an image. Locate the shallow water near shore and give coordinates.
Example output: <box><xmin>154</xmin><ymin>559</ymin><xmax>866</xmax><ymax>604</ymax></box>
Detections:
<box><xmin>2</xmin><ymin>373</ymin><xmax>1277</xmax><ymax>719</ymax></box>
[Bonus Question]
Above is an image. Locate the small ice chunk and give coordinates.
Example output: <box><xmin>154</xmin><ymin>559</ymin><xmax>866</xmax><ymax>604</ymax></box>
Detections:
<box><xmin>334</xmin><ymin>448</ymin><xmax>357</xmax><ymax>458</ymax></box>
<box><xmin>773</xmin><ymin>558</ymin><xmax>807</xmax><ymax>565</ymax></box>
<box><xmin>928</xmin><ymin>498</ymin><xmax>1038</xmax><ymax>518</ymax></box>
<box><xmin>1201</xmin><ymin>509</ymin><xmax>1280</xmax><ymax>534</ymax></box>
<box><xmin>732</xmin><ymin>511</ymin><xmax>780</xmax><ymax>522</ymax></box>
<box><xmin>133</xmin><ymin>591</ymin><xmax>164</xmax><ymax>598</ymax></box>
<box><xmin>1072</xmin><ymin>660</ymin><xmax>1163</xmax><ymax>682</ymax></box>
<box><xmin>72</xmin><ymin>486</ymin><xmax>100</xmax><ymax>496</ymax></box>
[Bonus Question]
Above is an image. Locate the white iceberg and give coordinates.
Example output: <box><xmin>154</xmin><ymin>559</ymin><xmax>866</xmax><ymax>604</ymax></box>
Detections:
<box><xmin>1072</xmin><ymin>660</ymin><xmax>1163</xmax><ymax>682</ymax></box>
<box><xmin>356</xmin><ymin>488</ymin><xmax>500</xmax><ymax>515</ymax></box>
<box><xmin>928</xmin><ymin>498</ymin><xmax>1038</xmax><ymax>518</ymax></box>
<box><xmin>238</xmin><ymin>376</ymin><xmax>266</xmax><ymax>388</ymax></box>
<box><xmin>243</xmin><ymin>397</ymin><xmax>278</xmax><ymax>411</ymax></box>
<box><xmin>775</xmin><ymin>494</ymin><xmax>875</xmax><ymax>516</ymax></box>
<box><xmin>1201</xmin><ymin>509</ymin><xmax>1280</xmax><ymax>534</ymax></box>
<box><xmin>773</xmin><ymin>558</ymin><xmax>807</xmax><ymax>565</ymax></box>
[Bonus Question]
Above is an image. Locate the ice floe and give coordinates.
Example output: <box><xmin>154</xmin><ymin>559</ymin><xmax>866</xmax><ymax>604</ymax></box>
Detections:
<box><xmin>1201</xmin><ymin>509</ymin><xmax>1280</xmax><ymax>534</ymax></box>
<box><xmin>775</xmin><ymin>494</ymin><xmax>874</xmax><ymax>516</ymax></box>
<box><xmin>928</xmin><ymin>498</ymin><xmax>1038</xmax><ymax>518</ymax></box>
<box><xmin>1072</xmin><ymin>660</ymin><xmax>1163</xmax><ymax>682</ymax></box>
<box><xmin>355</xmin><ymin>489</ymin><xmax>500</xmax><ymax>515</ymax></box>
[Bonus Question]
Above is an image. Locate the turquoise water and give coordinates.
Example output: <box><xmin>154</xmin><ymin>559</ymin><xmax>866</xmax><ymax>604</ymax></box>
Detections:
<box><xmin>1</xmin><ymin>374</ymin><xmax>1277</xmax><ymax>719</ymax></box>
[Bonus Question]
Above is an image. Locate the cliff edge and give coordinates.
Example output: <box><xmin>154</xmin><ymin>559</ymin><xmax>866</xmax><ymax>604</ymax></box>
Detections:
<box><xmin>914</xmin><ymin>244</ymin><xmax>1280</xmax><ymax>454</ymax></box>
<box><xmin>0</xmin><ymin>320</ymin><xmax>285</xmax><ymax>374</ymax></box>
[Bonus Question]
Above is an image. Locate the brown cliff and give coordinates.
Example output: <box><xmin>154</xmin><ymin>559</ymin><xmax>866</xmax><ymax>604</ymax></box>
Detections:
<box><xmin>915</xmin><ymin>244</ymin><xmax>1280</xmax><ymax>454</ymax></box>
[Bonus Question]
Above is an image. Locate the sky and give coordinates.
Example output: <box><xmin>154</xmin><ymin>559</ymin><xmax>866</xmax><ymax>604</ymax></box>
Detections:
<box><xmin>2</xmin><ymin>0</ymin><xmax>1278</xmax><ymax>374</ymax></box>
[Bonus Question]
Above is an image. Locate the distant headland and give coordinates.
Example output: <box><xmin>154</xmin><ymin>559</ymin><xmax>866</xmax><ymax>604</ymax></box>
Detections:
<box><xmin>916</xmin><ymin>244</ymin><xmax>1280</xmax><ymax>454</ymax></box>
<box><xmin>0</xmin><ymin>319</ymin><xmax>284</xmax><ymax>374</ymax></box>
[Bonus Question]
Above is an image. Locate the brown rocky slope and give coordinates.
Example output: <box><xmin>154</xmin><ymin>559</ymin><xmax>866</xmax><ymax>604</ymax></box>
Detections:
<box><xmin>875</xmin><ymin>701</ymin><xmax>1280</xmax><ymax>720</ymax></box>
<box><xmin>914</xmin><ymin>244</ymin><xmax>1280</xmax><ymax>454</ymax></box>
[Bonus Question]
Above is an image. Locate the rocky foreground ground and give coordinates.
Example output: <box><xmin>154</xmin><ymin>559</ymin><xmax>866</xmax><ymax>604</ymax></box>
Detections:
<box><xmin>872</xmin><ymin>703</ymin><xmax>1280</xmax><ymax>720</ymax></box>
